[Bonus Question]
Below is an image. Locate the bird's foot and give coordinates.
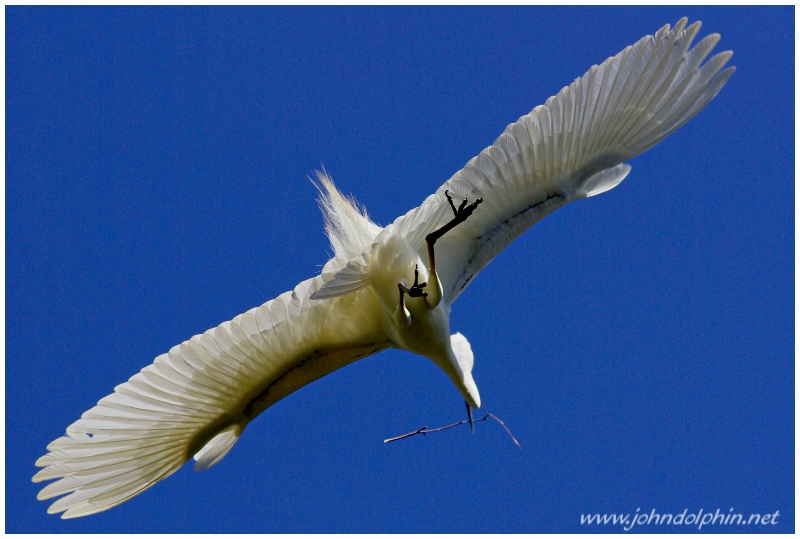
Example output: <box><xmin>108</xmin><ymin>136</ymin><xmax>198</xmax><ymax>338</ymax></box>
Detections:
<box><xmin>426</xmin><ymin>190</ymin><xmax>483</xmax><ymax>246</ymax></box>
<box><xmin>445</xmin><ymin>189</ymin><xmax>483</xmax><ymax>223</ymax></box>
<box><xmin>399</xmin><ymin>264</ymin><xmax>428</xmax><ymax>298</ymax></box>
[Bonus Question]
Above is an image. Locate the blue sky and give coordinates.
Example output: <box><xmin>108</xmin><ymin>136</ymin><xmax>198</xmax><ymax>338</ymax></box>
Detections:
<box><xmin>6</xmin><ymin>6</ymin><xmax>793</xmax><ymax>533</ymax></box>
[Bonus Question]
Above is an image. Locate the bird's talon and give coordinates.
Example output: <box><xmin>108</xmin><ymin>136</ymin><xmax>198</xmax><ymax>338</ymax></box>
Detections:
<box><xmin>445</xmin><ymin>190</ymin><xmax>457</xmax><ymax>213</ymax></box>
<box><xmin>442</xmin><ymin>191</ymin><xmax>483</xmax><ymax>221</ymax></box>
<box><xmin>408</xmin><ymin>286</ymin><xmax>428</xmax><ymax>298</ymax></box>
<box><xmin>404</xmin><ymin>264</ymin><xmax>429</xmax><ymax>298</ymax></box>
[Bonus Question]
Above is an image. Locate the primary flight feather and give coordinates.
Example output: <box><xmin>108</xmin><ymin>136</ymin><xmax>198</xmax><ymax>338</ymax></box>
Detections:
<box><xmin>34</xmin><ymin>18</ymin><xmax>734</xmax><ymax>518</ymax></box>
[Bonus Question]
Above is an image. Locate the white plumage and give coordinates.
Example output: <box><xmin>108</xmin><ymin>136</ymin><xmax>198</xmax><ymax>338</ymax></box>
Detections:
<box><xmin>34</xmin><ymin>18</ymin><xmax>734</xmax><ymax>518</ymax></box>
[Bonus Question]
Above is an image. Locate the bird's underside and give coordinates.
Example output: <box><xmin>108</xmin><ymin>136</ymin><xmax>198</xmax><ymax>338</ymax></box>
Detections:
<box><xmin>34</xmin><ymin>18</ymin><xmax>734</xmax><ymax>518</ymax></box>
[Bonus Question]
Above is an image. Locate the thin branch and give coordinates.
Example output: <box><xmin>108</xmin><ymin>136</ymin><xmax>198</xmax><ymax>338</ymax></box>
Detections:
<box><xmin>384</xmin><ymin>406</ymin><xmax>521</xmax><ymax>448</ymax></box>
<box><xmin>383</xmin><ymin>426</ymin><xmax>428</xmax><ymax>443</ymax></box>
<box><xmin>485</xmin><ymin>412</ymin><xmax>522</xmax><ymax>448</ymax></box>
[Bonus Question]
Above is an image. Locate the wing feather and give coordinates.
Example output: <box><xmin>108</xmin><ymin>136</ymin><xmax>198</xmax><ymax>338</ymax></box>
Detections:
<box><xmin>310</xmin><ymin>256</ymin><xmax>371</xmax><ymax>299</ymax></box>
<box><xmin>386</xmin><ymin>18</ymin><xmax>733</xmax><ymax>302</ymax></box>
<box><xmin>33</xmin><ymin>275</ymin><xmax>389</xmax><ymax>518</ymax></box>
<box><xmin>34</xmin><ymin>18</ymin><xmax>735</xmax><ymax>519</ymax></box>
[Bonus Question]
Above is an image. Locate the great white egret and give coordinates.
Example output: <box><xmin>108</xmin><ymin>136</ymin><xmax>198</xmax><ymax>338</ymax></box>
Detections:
<box><xmin>34</xmin><ymin>18</ymin><xmax>734</xmax><ymax>518</ymax></box>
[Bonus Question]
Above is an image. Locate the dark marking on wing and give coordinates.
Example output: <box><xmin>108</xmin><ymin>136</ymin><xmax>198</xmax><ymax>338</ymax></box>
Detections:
<box><xmin>456</xmin><ymin>193</ymin><xmax>566</xmax><ymax>294</ymax></box>
<box><xmin>186</xmin><ymin>341</ymin><xmax>386</xmax><ymax>459</ymax></box>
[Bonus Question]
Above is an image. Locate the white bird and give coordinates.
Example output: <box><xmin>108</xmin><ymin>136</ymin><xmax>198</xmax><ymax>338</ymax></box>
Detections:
<box><xmin>34</xmin><ymin>18</ymin><xmax>734</xmax><ymax>518</ymax></box>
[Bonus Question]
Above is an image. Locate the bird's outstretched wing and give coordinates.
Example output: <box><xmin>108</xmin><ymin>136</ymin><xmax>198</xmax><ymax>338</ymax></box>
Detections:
<box><xmin>389</xmin><ymin>18</ymin><xmax>734</xmax><ymax>303</ymax></box>
<box><xmin>33</xmin><ymin>276</ymin><xmax>389</xmax><ymax>518</ymax></box>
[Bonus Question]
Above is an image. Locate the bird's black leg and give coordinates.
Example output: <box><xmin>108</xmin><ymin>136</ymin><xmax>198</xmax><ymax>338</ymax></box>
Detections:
<box><xmin>466</xmin><ymin>400</ymin><xmax>475</xmax><ymax>434</ymax></box>
<box><xmin>425</xmin><ymin>190</ymin><xmax>483</xmax><ymax>275</ymax></box>
<box><xmin>420</xmin><ymin>191</ymin><xmax>483</xmax><ymax>309</ymax></box>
